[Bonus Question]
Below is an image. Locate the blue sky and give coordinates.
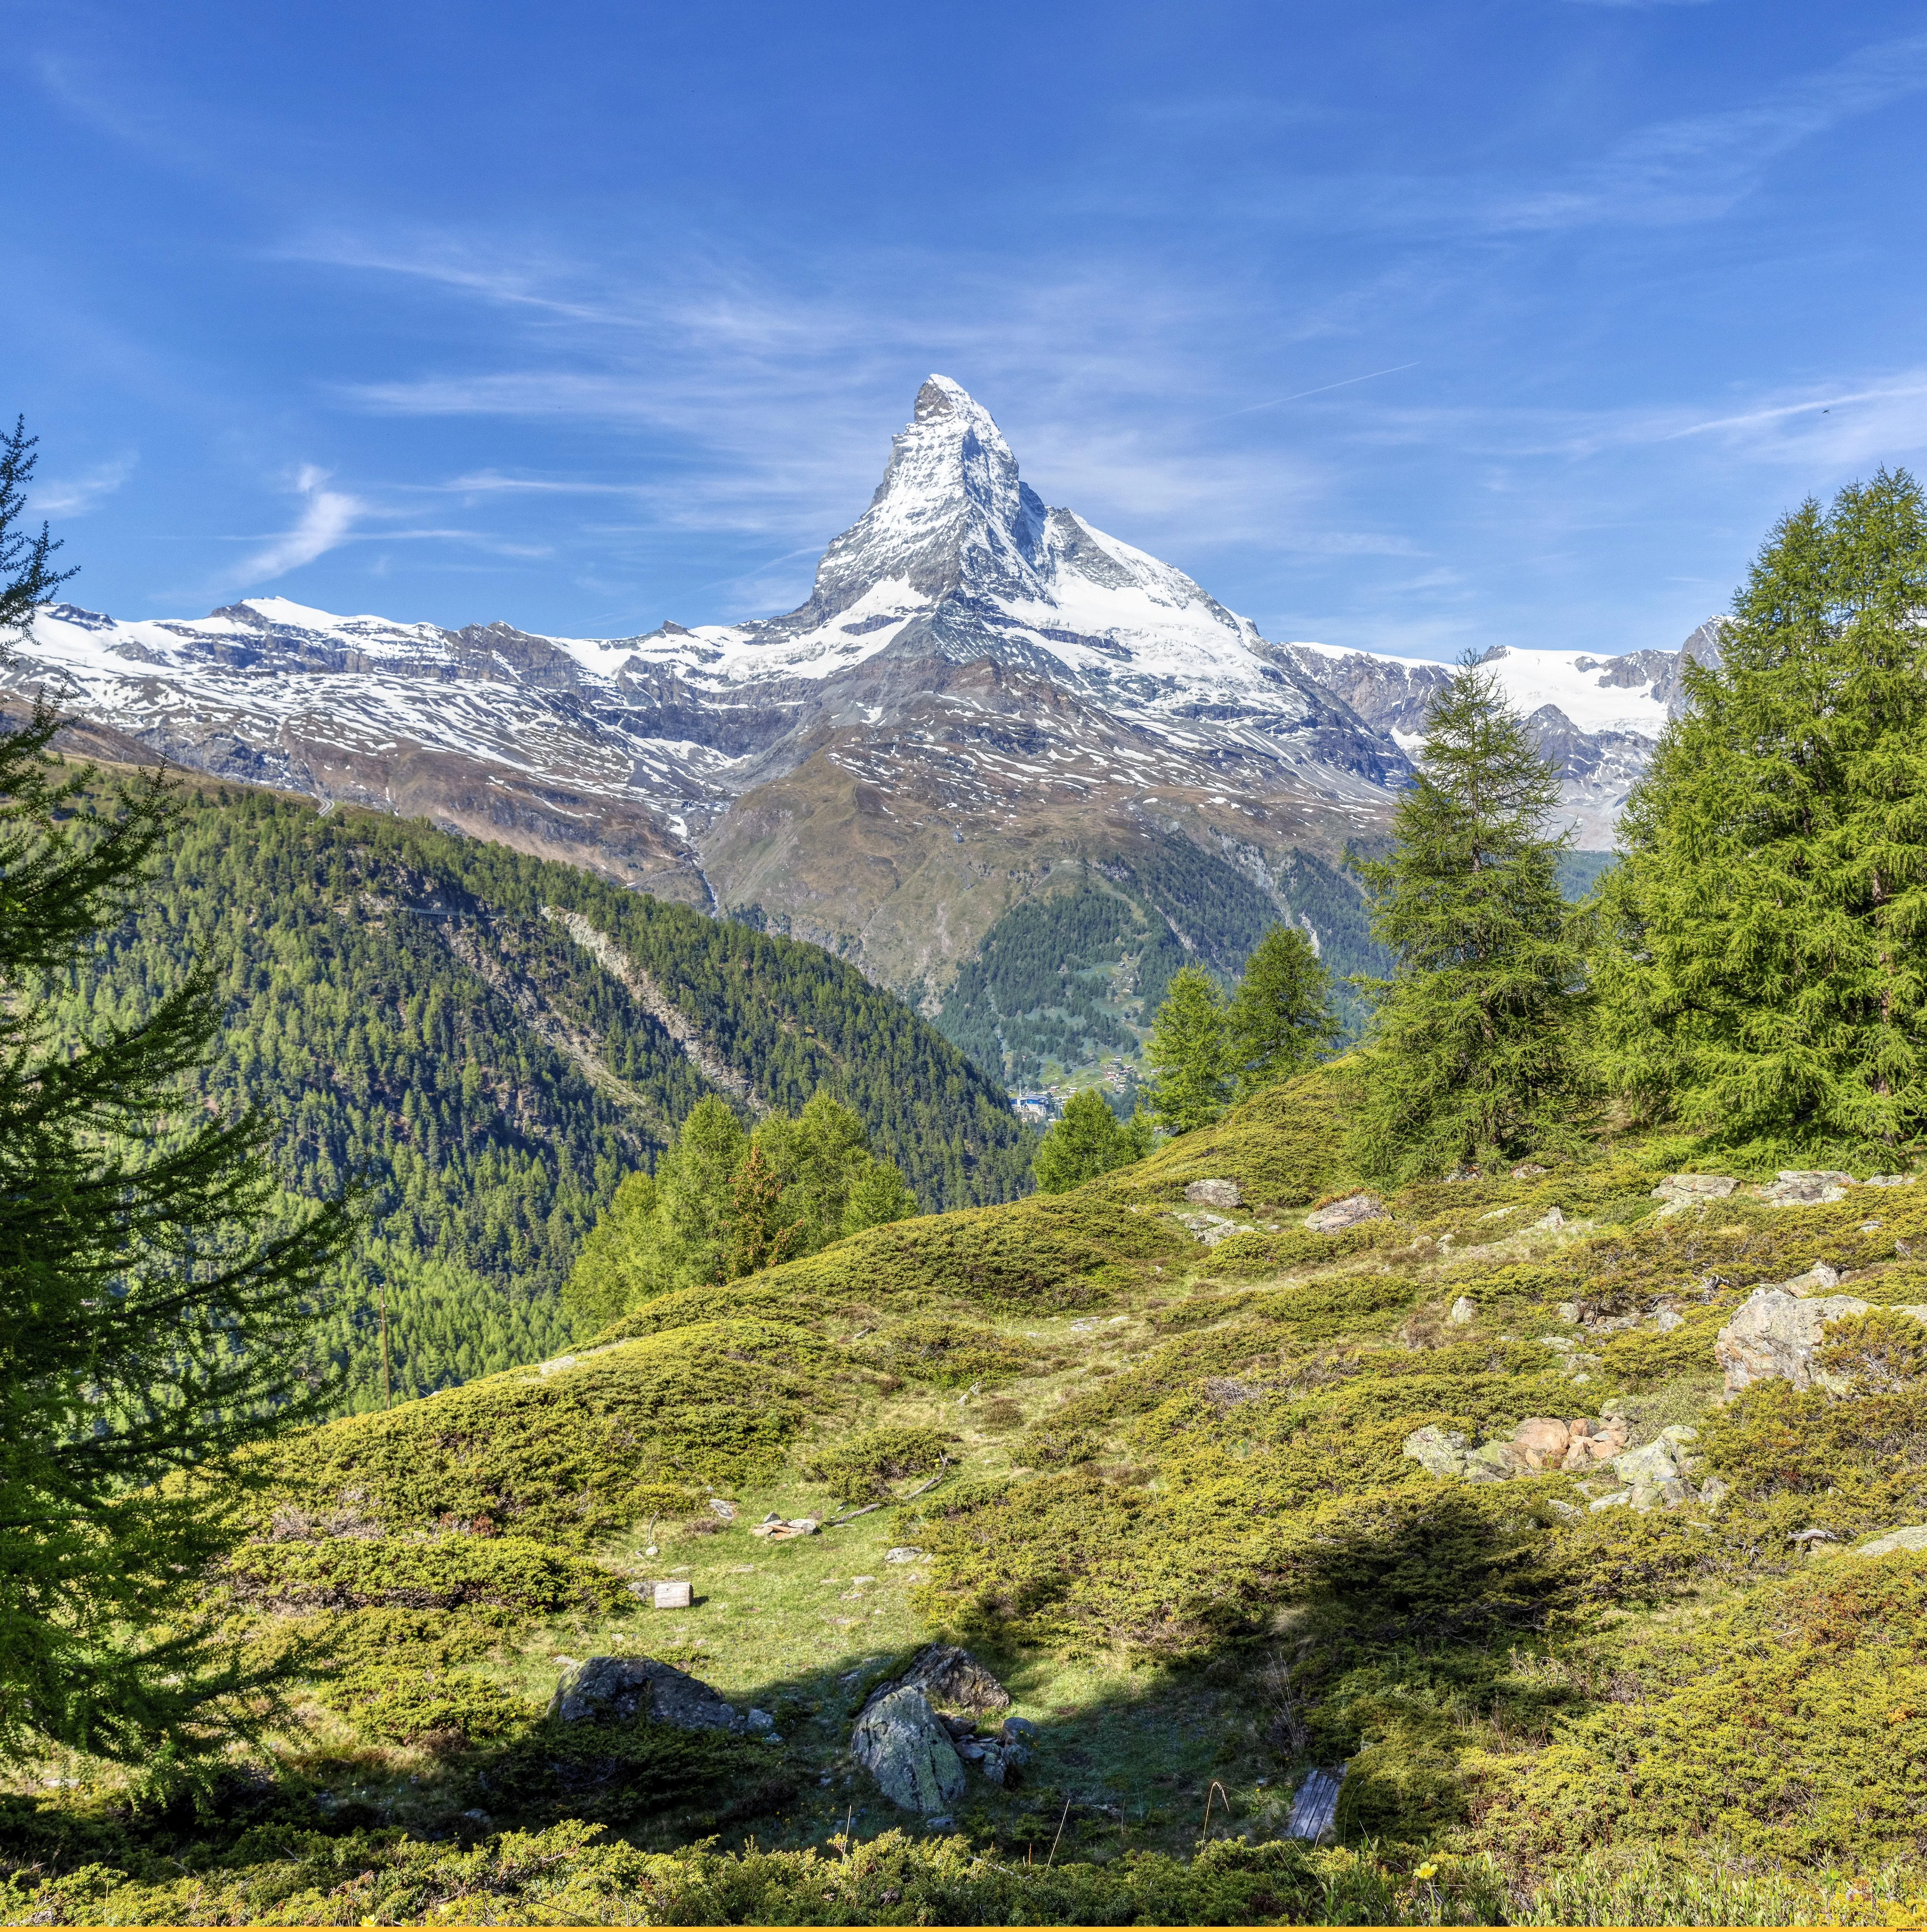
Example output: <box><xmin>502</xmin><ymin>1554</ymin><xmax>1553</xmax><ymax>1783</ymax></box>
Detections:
<box><xmin>6</xmin><ymin>0</ymin><xmax>1925</xmax><ymax>659</ymax></box>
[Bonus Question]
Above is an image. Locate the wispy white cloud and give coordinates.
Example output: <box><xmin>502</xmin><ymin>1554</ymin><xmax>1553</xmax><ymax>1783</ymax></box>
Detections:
<box><xmin>236</xmin><ymin>465</ymin><xmax>362</xmax><ymax>583</ymax></box>
<box><xmin>1486</xmin><ymin>30</ymin><xmax>1927</xmax><ymax>230</ymax></box>
<box><xmin>32</xmin><ymin>453</ymin><xmax>137</xmax><ymax>516</ymax></box>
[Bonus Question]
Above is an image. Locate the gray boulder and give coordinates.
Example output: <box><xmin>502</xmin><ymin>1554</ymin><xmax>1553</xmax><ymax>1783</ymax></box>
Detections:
<box><xmin>1402</xmin><ymin>1425</ymin><xmax>1471</xmax><ymax>1478</ymax></box>
<box><xmin>1304</xmin><ymin>1193</ymin><xmax>1388</xmax><ymax>1234</ymax></box>
<box><xmin>1761</xmin><ymin>1169</ymin><xmax>1854</xmax><ymax>1206</ymax></box>
<box><xmin>1185</xmin><ymin>1177</ymin><xmax>1242</xmax><ymax>1209</ymax></box>
<box><xmin>1651</xmin><ymin>1173</ymin><xmax>1739</xmax><ymax>1214</ymax></box>
<box><xmin>1858</xmin><ymin>1525</ymin><xmax>1927</xmax><ymax>1558</ymax></box>
<box><xmin>851</xmin><ymin>1686</ymin><xmax>967</xmax><ymax>1812</ymax></box>
<box><xmin>1714</xmin><ymin>1289</ymin><xmax>1872</xmax><ymax>1394</ymax></box>
<box><xmin>880</xmin><ymin>1641</ymin><xmax>1012</xmax><ymax>1715</ymax></box>
<box><xmin>549</xmin><ymin>1655</ymin><xmax>742</xmax><ymax>1731</ymax></box>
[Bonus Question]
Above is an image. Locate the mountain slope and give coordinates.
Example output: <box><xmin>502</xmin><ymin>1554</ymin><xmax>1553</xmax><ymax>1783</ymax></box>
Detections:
<box><xmin>46</xmin><ymin>777</ymin><xmax>1035</xmax><ymax>1408</ymax></box>
<box><xmin>15</xmin><ymin>1069</ymin><xmax>1927</xmax><ymax>1926</ymax></box>
<box><xmin>13</xmin><ymin>380</ymin><xmax>1718</xmax><ymax>1014</ymax></box>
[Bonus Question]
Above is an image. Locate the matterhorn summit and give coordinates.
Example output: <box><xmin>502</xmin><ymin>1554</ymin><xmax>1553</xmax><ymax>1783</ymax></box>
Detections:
<box><xmin>10</xmin><ymin>375</ymin><xmax>1711</xmax><ymax>992</ymax></box>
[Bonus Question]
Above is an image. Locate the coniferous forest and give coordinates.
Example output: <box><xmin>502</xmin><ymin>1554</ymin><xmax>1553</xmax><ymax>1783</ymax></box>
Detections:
<box><xmin>37</xmin><ymin>779</ymin><xmax>1035</xmax><ymax>1410</ymax></box>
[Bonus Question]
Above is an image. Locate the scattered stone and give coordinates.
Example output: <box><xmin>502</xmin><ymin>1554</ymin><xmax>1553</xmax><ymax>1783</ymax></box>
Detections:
<box><xmin>549</xmin><ymin>1656</ymin><xmax>742</xmax><ymax>1731</ymax></box>
<box><xmin>1556</xmin><ymin>1301</ymin><xmax>1585</xmax><ymax>1325</ymax></box>
<box><xmin>1185</xmin><ymin>1177</ymin><xmax>1243</xmax><ymax>1209</ymax></box>
<box><xmin>1698</xmin><ymin>1476</ymin><xmax>1730</xmax><ymax>1508</ymax></box>
<box><xmin>750</xmin><ymin>1516</ymin><xmax>821</xmax><ymax>1540</ymax></box>
<box><xmin>1448</xmin><ymin>1295</ymin><xmax>1477</xmax><ymax>1325</ymax></box>
<box><xmin>1534</xmin><ymin>1207</ymin><xmax>1567</xmax><ymax>1231</ymax></box>
<box><xmin>1303</xmin><ymin>1193</ymin><xmax>1389</xmax><ymax>1234</ymax></box>
<box><xmin>1866</xmin><ymin>1174</ymin><xmax>1919</xmax><ymax>1189</ymax></box>
<box><xmin>747</xmin><ymin>1706</ymin><xmax>778</xmax><ymax>1732</ymax></box>
<box><xmin>1589</xmin><ymin>1489</ymin><xmax>1633</xmax><ymax>1512</ymax></box>
<box><xmin>1857</xmin><ymin>1525</ymin><xmax>1927</xmax><ymax>1557</ymax></box>
<box><xmin>980</xmin><ymin>1716</ymin><xmax>1035</xmax><ymax>1787</ymax></box>
<box><xmin>1651</xmin><ymin>1173</ymin><xmax>1739</xmax><ymax>1214</ymax></box>
<box><xmin>707</xmin><ymin>1498</ymin><xmax>737</xmax><ymax>1521</ymax></box>
<box><xmin>1760</xmin><ymin>1169</ymin><xmax>1855</xmax><ymax>1206</ymax></box>
<box><xmin>1443</xmin><ymin>1166</ymin><xmax>1482</xmax><ymax>1183</ymax></box>
<box><xmin>884</xmin><ymin>1546</ymin><xmax>923</xmax><ymax>1564</ymax></box>
<box><xmin>1512</xmin><ymin>1163</ymin><xmax>1549</xmax><ymax>1180</ymax></box>
<box><xmin>1177</xmin><ymin>1211</ymin><xmax>1241</xmax><ymax>1246</ymax></box>
<box><xmin>1788</xmin><ymin>1527</ymin><xmax>1840</xmax><ymax>1546</ymax></box>
<box><xmin>850</xmin><ymin>1686</ymin><xmax>966</xmax><ymax>1812</ymax></box>
<box><xmin>653</xmin><ymin>1580</ymin><xmax>693</xmax><ymax>1610</ymax></box>
<box><xmin>1714</xmin><ymin>1289</ymin><xmax>1874</xmax><ymax>1394</ymax></box>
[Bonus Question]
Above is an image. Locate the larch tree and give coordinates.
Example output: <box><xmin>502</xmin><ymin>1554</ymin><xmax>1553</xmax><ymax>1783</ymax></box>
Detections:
<box><xmin>1349</xmin><ymin>662</ymin><xmax>1591</xmax><ymax>1181</ymax></box>
<box><xmin>1596</xmin><ymin>469</ymin><xmax>1927</xmax><ymax>1163</ymax></box>
<box><xmin>0</xmin><ymin>417</ymin><xmax>353</xmax><ymax>1769</ymax></box>
<box><xmin>1143</xmin><ymin>965</ymin><xmax>1234</xmax><ymax>1133</ymax></box>
<box><xmin>1031</xmin><ymin>1087</ymin><xmax>1153</xmax><ymax>1194</ymax></box>
<box><xmin>1225</xmin><ymin>923</ymin><xmax>1343</xmax><ymax>1099</ymax></box>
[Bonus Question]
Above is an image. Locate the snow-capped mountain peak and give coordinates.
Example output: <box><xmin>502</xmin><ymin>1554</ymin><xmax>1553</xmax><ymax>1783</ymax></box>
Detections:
<box><xmin>806</xmin><ymin>373</ymin><xmax>1048</xmax><ymax>621</ymax></box>
<box><xmin>6</xmin><ymin>376</ymin><xmax>1722</xmax><ymax>990</ymax></box>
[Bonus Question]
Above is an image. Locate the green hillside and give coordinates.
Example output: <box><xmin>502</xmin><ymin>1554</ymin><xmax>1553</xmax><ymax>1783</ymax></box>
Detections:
<box><xmin>13</xmin><ymin>1064</ymin><xmax>1927</xmax><ymax>1924</ymax></box>
<box><xmin>935</xmin><ymin>839</ymin><xmax>1389</xmax><ymax>1088</ymax></box>
<box><xmin>39</xmin><ymin>779</ymin><xmax>1034</xmax><ymax>1410</ymax></box>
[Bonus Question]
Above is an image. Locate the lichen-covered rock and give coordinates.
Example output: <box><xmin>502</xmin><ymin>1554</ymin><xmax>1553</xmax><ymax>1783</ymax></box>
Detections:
<box><xmin>1448</xmin><ymin>1295</ymin><xmax>1477</xmax><ymax>1325</ymax></box>
<box><xmin>548</xmin><ymin>1655</ymin><xmax>742</xmax><ymax>1731</ymax></box>
<box><xmin>1651</xmin><ymin>1173</ymin><xmax>1739</xmax><ymax>1214</ymax></box>
<box><xmin>1177</xmin><ymin>1211</ymin><xmax>1240</xmax><ymax>1245</ymax></box>
<box><xmin>1858</xmin><ymin>1525</ymin><xmax>1927</xmax><ymax>1558</ymax></box>
<box><xmin>1714</xmin><ymin>1288</ymin><xmax>1873</xmax><ymax>1394</ymax></box>
<box><xmin>1402</xmin><ymin>1425</ymin><xmax>1471</xmax><ymax>1477</ymax></box>
<box><xmin>850</xmin><ymin>1686</ymin><xmax>967</xmax><ymax>1812</ymax></box>
<box><xmin>1303</xmin><ymin>1193</ymin><xmax>1388</xmax><ymax>1234</ymax></box>
<box><xmin>884</xmin><ymin>1642</ymin><xmax>1012</xmax><ymax>1715</ymax></box>
<box><xmin>1761</xmin><ymin>1169</ymin><xmax>1855</xmax><ymax>1206</ymax></box>
<box><xmin>1185</xmin><ymin>1177</ymin><xmax>1242</xmax><ymax>1209</ymax></box>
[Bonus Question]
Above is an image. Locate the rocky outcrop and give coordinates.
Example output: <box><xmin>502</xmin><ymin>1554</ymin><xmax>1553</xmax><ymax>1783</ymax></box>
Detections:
<box><xmin>1760</xmin><ymin>1169</ymin><xmax>1854</xmax><ymax>1206</ymax></box>
<box><xmin>548</xmin><ymin>1655</ymin><xmax>742</xmax><ymax>1731</ymax></box>
<box><xmin>1714</xmin><ymin>1290</ymin><xmax>1872</xmax><ymax>1394</ymax></box>
<box><xmin>850</xmin><ymin>1686</ymin><xmax>967</xmax><ymax>1812</ymax></box>
<box><xmin>1185</xmin><ymin>1178</ymin><xmax>1242</xmax><ymax>1208</ymax></box>
<box><xmin>1650</xmin><ymin>1173</ymin><xmax>1739</xmax><ymax>1214</ymax></box>
<box><xmin>1715</xmin><ymin>1289</ymin><xmax>1927</xmax><ymax>1394</ymax></box>
<box><xmin>1304</xmin><ymin>1193</ymin><xmax>1388</xmax><ymax>1234</ymax></box>
<box><xmin>873</xmin><ymin>1642</ymin><xmax>1012</xmax><ymax>1716</ymax></box>
<box><xmin>1402</xmin><ymin>1415</ymin><xmax>1630</xmax><ymax>1482</ymax></box>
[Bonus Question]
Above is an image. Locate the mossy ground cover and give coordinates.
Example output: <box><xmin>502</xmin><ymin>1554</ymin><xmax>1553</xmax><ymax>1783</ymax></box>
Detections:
<box><xmin>11</xmin><ymin>1062</ymin><xmax>1927</xmax><ymax>1923</ymax></box>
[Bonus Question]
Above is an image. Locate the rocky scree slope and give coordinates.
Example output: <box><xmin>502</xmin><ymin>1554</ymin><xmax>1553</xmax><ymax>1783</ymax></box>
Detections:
<box><xmin>10</xmin><ymin>1068</ymin><xmax>1927</xmax><ymax>1925</ymax></box>
<box><xmin>13</xmin><ymin>380</ymin><xmax>1713</xmax><ymax>1004</ymax></box>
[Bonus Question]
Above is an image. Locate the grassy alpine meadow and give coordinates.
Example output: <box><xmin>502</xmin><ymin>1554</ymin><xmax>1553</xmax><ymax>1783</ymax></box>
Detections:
<box><xmin>8</xmin><ymin>1064</ymin><xmax>1927</xmax><ymax>1924</ymax></box>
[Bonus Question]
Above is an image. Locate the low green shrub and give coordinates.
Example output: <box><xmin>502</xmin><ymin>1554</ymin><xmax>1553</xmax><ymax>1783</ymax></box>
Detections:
<box><xmin>855</xmin><ymin>1316</ymin><xmax>1047</xmax><ymax>1387</ymax></box>
<box><xmin>804</xmin><ymin>1426</ymin><xmax>957</xmax><ymax>1505</ymax></box>
<box><xmin>224</xmin><ymin>1535</ymin><xmax>626</xmax><ymax>1614</ymax></box>
<box><xmin>263</xmin><ymin>1321</ymin><xmax>830</xmax><ymax>1541</ymax></box>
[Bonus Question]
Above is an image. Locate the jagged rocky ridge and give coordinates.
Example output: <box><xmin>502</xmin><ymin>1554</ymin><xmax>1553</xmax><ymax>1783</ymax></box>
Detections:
<box><xmin>10</xmin><ymin>377</ymin><xmax>1718</xmax><ymax>994</ymax></box>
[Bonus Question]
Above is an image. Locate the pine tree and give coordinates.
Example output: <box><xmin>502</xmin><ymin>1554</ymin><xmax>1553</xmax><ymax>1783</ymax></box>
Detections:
<box><xmin>1349</xmin><ymin>663</ymin><xmax>1590</xmax><ymax>1181</ymax></box>
<box><xmin>1596</xmin><ymin>469</ymin><xmax>1927</xmax><ymax>1163</ymax></box>
<box><xmin>0</xmin><ymin>423</ymin><xmax>352</xmax><ymax>1767</ymax></box>
<box><xmin>1225</xmin><ymin>924</ymin><xmax>1342</xmax><ymax>1099</ymax></box>
<box><xmin>1031</xmin><ymin>1087</ymin><xmax>1153</xmax><ymax>1193</ymax></box>
<box><xmin>1143</xmin><ymin>965</ymin><xmax>1234</xmax><ymax>1133</ymax></box>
